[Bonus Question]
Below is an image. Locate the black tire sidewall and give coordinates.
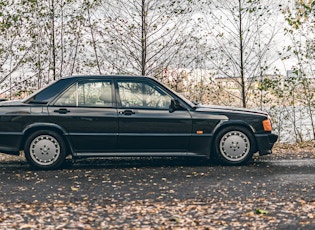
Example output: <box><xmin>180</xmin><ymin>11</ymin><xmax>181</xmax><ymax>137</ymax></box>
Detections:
<box><xmin>24</xmin><ymin>130</ymin><xmax>66</xmax><ymax>170</ymax></box>
<box><xmin>214</xmin><ymin>126</ymin><xmax>255</xmax><ymax>165</ymax></box>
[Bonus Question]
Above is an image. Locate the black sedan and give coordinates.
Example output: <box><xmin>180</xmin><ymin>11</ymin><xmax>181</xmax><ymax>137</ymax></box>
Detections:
<box><xmin>0</xmin><ymin>75</ymin><xmax>277</xmax><ymax>169</ymax></box>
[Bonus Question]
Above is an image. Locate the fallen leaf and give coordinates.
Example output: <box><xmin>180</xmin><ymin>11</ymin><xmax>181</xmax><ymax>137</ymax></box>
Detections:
<box><xmin>255</xmin><ymin>209</ymin><xmax>269</xmax><ymax>215</ymax></box>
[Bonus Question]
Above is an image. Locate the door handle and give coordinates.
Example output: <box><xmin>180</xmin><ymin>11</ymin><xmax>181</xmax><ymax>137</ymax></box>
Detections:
<box><xmin>119</xmin><ymin>110</ymin><xmax>135</xmax><ymax>116</ymax></box>
<box><xmin>54</xmin><ymin>108</ymin><xmax>70</xmax><ymax>114</ymax></box>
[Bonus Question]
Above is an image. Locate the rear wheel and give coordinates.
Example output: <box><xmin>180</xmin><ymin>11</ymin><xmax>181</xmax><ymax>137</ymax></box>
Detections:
<box><xmin>214</xmin><ymin>126</ymin><xmax>255</xmax><ymax>165</ymax></box>
<box><xmin>24</xmin><ymin>130</ymin><xmax>66</xmax><ymax>169</ymax></box>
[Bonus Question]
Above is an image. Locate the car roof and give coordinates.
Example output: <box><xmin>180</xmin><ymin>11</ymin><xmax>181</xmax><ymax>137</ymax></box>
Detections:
<box><xmin>63</xmin><ymin>75</ymin><xmax>152</xmax><ymax>80</ymax></box>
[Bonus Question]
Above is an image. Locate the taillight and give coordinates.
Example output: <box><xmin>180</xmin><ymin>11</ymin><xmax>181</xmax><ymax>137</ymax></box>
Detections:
<box><xmin>262</xmin><ymin>119</ymin><xmax>272</xmax><ymax>132</ymax></box>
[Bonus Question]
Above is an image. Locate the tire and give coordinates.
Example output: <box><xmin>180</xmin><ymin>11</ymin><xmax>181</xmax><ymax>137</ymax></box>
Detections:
<box><xmin>24</xmin><ymin>130</ymin><xmax>66</xmax><ymax>170</ymax></box>
<box><xmin>214</xmin><ymin>126</ymin><xmax>255</xmax><ymax>165</ymax></box>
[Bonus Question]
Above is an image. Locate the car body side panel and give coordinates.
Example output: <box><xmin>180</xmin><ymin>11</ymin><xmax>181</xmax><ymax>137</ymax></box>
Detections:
<box><xmin>117</xmin><ymin>109</ymin><xmax>192</xmax><ymax>152</ymax></box>
<box><xmin>0</xmin><ymin>106</ymin><xmax>33</xmax><ymax>154</ymax></box>
<box><xmin>0</xmin><ymin>133</ymin><xmax>22</xmax><ymax>154</ymax></box>
<box><xmin>47</xmin><ymin>106</ymin><xmax>118</xmax><ymax>153</ymax></box>
<box><xmin>188</xmin><ymin>111</ymin><xmax>228</xmax><ymax>156</ymax></box>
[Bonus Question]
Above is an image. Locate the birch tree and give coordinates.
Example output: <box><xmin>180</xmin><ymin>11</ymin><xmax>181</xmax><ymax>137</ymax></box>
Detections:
<box><xmin>0</xmin><ymin>0</ymin><xmax>93</xmax><ymax>97</ymax></box>
<box><xmin>0</xmin><ymin>1</ymin><xmax>34</xmax><ymax>97</ymax></box>
<box><xmin>201</xmin><ymin>0</ymin><xmax>284</xmax><ymax>108</ymax></box>
<box><xmin>95</xmin><ymin>0</ymin><xmax>193</xmax><ymax>77</ymax></box>
<box><xmin>282</xmin><ymin>0</ymin><xmax>315</xmax><ymax>141</ymax></box>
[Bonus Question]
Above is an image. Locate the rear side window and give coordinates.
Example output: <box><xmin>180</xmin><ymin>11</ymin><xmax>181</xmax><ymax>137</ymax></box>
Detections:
<box><xmin>53</xmin><ymin>80</ymin><xmax>113</xmax><ymax>107</ymax></box>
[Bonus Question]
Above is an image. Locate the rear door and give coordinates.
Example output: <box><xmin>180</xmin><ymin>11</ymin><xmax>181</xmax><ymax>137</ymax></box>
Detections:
<box><xmin>116</xmin><ymin>78</ymin><xmax>192</xmax><ymax>152</ymax></box>
<box><xmin>48</xmin><ymin>79</ymin><xmax>118</xmax><ymax>153</ymax></box>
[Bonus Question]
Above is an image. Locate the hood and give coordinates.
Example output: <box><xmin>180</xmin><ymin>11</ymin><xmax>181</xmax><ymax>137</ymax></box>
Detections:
<box><xmin>195</xmin><ymin>104</ymin><xmax>269</xmax><ymax>117</ymax></box>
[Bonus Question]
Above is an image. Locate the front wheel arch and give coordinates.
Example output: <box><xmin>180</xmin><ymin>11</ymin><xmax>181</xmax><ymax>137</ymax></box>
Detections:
<box><xmin>212</xmin><ymin>125</ymin><xmax>257</xmax><ymax>165</ymax></box>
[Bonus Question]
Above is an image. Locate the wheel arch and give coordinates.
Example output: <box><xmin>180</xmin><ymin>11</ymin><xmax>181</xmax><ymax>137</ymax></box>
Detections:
<box><xmin>211</xmin><ymin>121</ymin><xmax>258</xmax><ymax>156</ymax></box>
<box><xmin>21</xmin><ymin>123</ymin><xmax>73</xmax><ymax>155</ymax></box>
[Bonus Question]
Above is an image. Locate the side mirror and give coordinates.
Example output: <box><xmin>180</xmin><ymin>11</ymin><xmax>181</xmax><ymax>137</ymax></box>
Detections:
<box><xmin>169</xmin><ymin>99</ymin><xmax>180</xmax><ymax>113</ymax></box>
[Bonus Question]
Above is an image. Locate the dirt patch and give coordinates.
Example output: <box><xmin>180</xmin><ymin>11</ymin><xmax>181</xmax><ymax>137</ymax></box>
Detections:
<box><xmin>271</xmin><ymin>142</ymin><xmax>315</xmax><ymax>159</ymax></box>
<box><xmin>0</xmin><ymin>153</ymin><xmax>25</xmax><ymax>163</ymax></box>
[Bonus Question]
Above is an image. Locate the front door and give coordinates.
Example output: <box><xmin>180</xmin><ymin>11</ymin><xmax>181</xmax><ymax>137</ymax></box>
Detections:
<box><xmin>116</xmin><ymin>79</ymin><xmax>192</xmax><ymax>152</ymax></box>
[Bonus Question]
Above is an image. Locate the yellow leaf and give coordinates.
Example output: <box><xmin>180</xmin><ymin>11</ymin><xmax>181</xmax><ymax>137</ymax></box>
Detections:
<box><xmin>71</xmin><ymin>186</ymin><xmax>79</xmax><ymax>191</ymax></box>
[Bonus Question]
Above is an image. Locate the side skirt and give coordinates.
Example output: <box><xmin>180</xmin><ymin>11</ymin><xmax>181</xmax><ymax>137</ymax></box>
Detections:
<box><xmin>73</xmin><ymin>152</ymin><xmax>206</xmax><ymax>158</ymax></box>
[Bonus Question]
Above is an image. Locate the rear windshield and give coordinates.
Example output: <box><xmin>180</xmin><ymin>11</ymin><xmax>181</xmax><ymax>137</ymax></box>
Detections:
<box><xmin>23</xmin><ymin>78</ymin><xmax>74</xmax><ymax>104</ymax></box>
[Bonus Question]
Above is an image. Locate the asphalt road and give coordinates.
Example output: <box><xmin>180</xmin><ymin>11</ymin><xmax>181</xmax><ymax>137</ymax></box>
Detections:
<box><xmin>0</xmin><ymin>153</ymin><xmax>314</xmax><ymax>229</ymax></box>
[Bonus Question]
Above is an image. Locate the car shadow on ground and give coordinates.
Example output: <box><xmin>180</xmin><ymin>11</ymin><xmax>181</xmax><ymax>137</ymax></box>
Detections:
<box><xmin>67</xmin><ymin>156</ymin><xmax>275</xmax><ymax>170</ymax></box>
<box><xmin>66</xmin><ymin>157</ymin><xmax>216</xmax><ymax>170</ymax></box>
<box><xmin>0</xmin><ymin>153</ymin><xmax>270</xmax><ymax>171</ymax></box>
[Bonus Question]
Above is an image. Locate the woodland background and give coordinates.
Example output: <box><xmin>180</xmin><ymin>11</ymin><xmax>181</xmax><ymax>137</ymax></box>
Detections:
<box><xmin>0</xmin><ymin>0</ymin><xmax>314</xmax><ymax>143</ymax></box>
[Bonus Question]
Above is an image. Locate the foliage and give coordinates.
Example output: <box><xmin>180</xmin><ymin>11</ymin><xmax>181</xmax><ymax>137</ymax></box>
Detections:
<box><xmin>279</xmin><ymin>0</ymin><xmax>315</xmax><ymax>141</ymax></box>
<box><xmin>96</xmin><ymin>0</ymin><xmax>194</xmax><ymax>77</ymax></box>
<box><xmin>1</xmin><ymin>0</ymin><xmax>315</xmax><ymax>143</ymax></box>
<box><xmin>199</xmin><ymin>0</ymin><xmax>284</xmax><ymax>108</ymax></box>
<box><xmin>0</xmin><ymin>0</ymin><xmax>195</xmax><ymax>97</ymax></box>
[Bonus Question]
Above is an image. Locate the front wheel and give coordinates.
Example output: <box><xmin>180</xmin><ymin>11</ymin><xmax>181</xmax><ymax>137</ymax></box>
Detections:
<box><xmin>24</xmin><ymin>130</ymin><xmax>66</xmax><ymax>170</ymax></box>
<box><xmin>214</xmin><ymin>126</ymin><xmax>256</xmax><ymax>165</ymax></box>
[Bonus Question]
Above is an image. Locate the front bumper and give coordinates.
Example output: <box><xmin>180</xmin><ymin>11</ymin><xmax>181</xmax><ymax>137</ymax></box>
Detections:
<box><xmin>255</xmin><ymin>133</ymin><xmax>278</xmax><ymax>156</ymax></box>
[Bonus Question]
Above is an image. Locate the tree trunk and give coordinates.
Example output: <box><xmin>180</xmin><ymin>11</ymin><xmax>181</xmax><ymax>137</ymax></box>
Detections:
<box><xmin>238</xmin><ymin>0</ymin><xmax>246</xmax><ymax>108</ymax></box>
<box><xmin>51</xmin><ymin>0</ymin><xmax>56</xmax><ymax>80</ymax></box>
<box><xmin>141</xmin><ymin>0</ymin><xmax>147</xmax><ymax>76</ymax></box>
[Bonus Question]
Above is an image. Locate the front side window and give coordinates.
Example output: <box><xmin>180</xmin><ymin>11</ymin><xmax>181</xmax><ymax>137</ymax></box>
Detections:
<box><xmin>117</xmin><ymin>81</ymin><xmax>172</xmax><ymax>109</ymax></box>
<box><xmin>54</xmin><ymin>81</ymin><xmax>113</xmax><ymax>107</ymax></box>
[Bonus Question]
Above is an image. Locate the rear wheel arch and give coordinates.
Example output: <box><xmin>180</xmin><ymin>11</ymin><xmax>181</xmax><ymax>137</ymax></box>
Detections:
<box><xmin>24</xmin><ymin>130</ymin><xmax>67</xmax><ymax>169</ymax></box>
<box><xmin>20</xmin><ymin>125</ymin><xmax>73</xmax><ymax>169</ymax></box>
<box><xmin>21</xmin><ymin>125</ymin><xmax>72</xmax><ymax>157</ymax></box>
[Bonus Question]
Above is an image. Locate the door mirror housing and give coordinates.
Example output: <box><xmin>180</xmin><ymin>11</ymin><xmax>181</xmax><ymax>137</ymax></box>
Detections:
<box><xmin>169</xmin><ymin>99</ymin><xmax>181</xmax><ymax>113</ymax></box>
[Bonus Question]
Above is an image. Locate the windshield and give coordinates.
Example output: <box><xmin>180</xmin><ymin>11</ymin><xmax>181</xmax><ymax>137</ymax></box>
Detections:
<box><xmin>164</xmin><ymin>85</ymin><xmax>195</xmax><ymax>108</ymax></box>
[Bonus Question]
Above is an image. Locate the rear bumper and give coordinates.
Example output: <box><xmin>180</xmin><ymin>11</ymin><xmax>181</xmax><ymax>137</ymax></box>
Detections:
<box><xmin>255</xmin><ymin>133</ymin><xmax>278</xmax><ymax>156</ymax></box>
<box><xmin>0</xmin><ymin>133</ymin><xmax>22</xmax><ymax>155</ymax></box>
